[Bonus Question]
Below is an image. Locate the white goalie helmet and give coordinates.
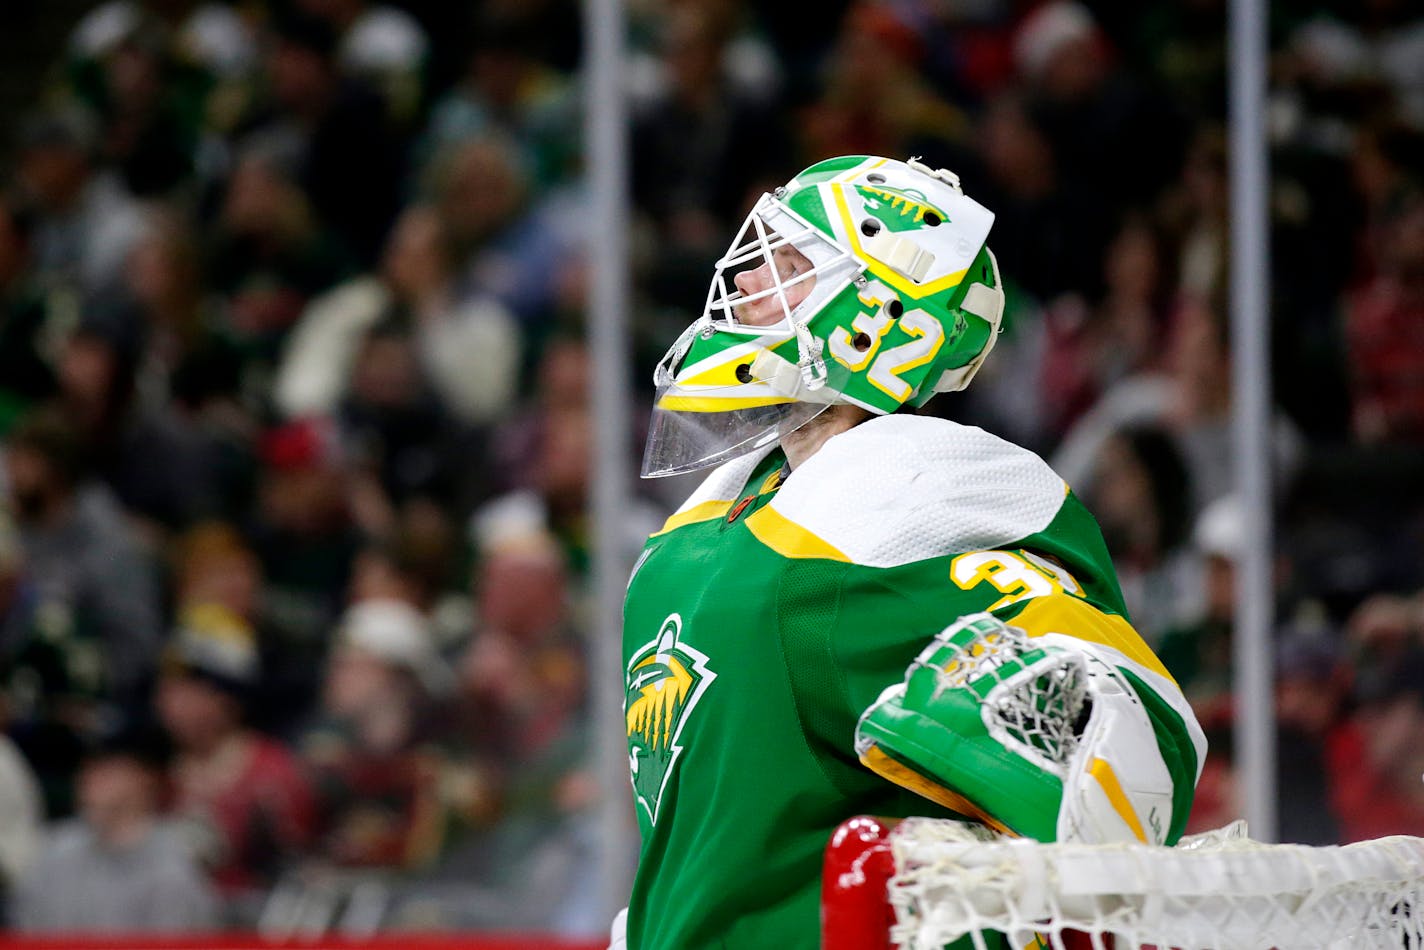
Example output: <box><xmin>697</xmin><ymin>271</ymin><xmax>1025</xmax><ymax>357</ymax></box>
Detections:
<box><xmin>642</xmin><ymin>155</ymin><xmax>1004</xmax><ymax>477</ymax></box>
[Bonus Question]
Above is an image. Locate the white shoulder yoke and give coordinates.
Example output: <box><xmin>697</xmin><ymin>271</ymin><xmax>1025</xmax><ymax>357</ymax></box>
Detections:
<box><xmin>761</xmin><ymin>416</ymin><xmax>1068</xmax><ymax>567</ymax></box>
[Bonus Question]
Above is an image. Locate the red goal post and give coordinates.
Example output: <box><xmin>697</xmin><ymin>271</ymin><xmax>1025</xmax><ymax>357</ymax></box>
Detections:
<box><xmin>822</xmin><ymin>815</ymin><xmax>1424</xmax><ymax>950</ymax></box>
<box><xmin>821</xmin><ymin>816</ymin><xmax>1100</xmax><ymax>950</ymax></box>
<box><xmin>0</xmin><ymin>935</ymin><xmax>604</xmax><ymax>950</ymax></box>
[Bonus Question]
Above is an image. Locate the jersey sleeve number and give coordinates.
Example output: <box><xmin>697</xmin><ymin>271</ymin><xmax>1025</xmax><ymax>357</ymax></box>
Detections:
<box><xmin>950</xmin><ymin>550</ymin><xmax>1083</xmax><ymax>613</ymax></box>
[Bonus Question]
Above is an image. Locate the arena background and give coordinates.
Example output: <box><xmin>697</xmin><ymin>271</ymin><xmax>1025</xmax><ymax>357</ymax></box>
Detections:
<box><xmin>0</xmin><ymin>0</ymin><xmax>1420</xmax><ymax>944</ymax></box>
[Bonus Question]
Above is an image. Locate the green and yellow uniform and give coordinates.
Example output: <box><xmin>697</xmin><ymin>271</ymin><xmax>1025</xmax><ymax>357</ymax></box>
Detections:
<box><xmin>622</xmin><ymin>415</ymin><xmax>1204</xmax><ymax>949</ymax></box>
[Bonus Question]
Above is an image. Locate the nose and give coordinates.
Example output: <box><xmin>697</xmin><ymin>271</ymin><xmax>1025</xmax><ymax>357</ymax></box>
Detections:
<box><xmin>735</xmin><ymin>261</ymin><xmax>774</xmax><ymax>297</ymax></box>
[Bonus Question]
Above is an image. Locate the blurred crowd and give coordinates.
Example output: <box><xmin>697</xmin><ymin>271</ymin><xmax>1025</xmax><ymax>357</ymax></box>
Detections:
<box><xmin>0</xmin><ymin>0</ymin><xmax>1420</xmax><ymax>937</ymax></box>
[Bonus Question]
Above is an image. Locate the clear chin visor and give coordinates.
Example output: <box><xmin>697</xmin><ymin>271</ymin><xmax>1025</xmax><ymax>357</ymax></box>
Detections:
<box><xmin>641</xmin><ymin>397</ymin><xmax>830</xmax><ymax>478</ymax></box>
<box><xmin>640</xmin><ymin>194</ymin><xmax>859</xmax><ymax>478</ymax></box>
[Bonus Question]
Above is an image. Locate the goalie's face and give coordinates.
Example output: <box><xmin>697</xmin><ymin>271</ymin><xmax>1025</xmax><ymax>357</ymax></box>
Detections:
<box><xmin>639</xmin><ymin>193</ymin><xmax>862</xmax><ymax>478</ymax></box>
<box><xmin>732</xmin><ymin>243</ymin><xmax>817</xmax><ymax>327</ymax></box>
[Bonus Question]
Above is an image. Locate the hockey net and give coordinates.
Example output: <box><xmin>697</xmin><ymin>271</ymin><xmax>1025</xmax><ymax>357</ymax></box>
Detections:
<box><xmin>822</xmin><ymin>815</ymin><xmax>1424</xmax><ymax>950</ymax></box>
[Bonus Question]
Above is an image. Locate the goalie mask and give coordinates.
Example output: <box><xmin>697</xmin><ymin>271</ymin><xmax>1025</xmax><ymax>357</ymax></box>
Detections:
<box><xmin>642</xmin><ymin>155</ymin><xmax>1005</xmax><ymax>477</ymax></box>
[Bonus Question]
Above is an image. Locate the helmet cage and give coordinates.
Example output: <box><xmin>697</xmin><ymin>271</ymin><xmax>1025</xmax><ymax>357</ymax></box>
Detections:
<box><xmin>704</xmin><ymin>194</ymin><xmax>858</xmax><ymax>331</ymax></box>
<box><xmin>699</xmin><ymin>194</ymin><xmax>863</xmax><ymax>390</ymax></box>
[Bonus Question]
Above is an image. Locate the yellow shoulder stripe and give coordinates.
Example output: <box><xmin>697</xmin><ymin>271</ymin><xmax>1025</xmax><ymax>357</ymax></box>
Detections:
<box><xmin>654</xmin><ymin>500</ymin><xmax>733</xmax><ymax>536</ymax></box>
<box><xmin>1013</xmin><ymin>594</ymin><xmax>1176</xmax><ymax>685</ymax></box>
<box><xmin>744</xmin><ymin>504</ymin><xmax>849</xmax><ymax>561</ymax></box>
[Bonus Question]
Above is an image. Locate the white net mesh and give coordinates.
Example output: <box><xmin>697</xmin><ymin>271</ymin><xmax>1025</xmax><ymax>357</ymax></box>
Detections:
<box><xmin>907</xmin><ymin>615</ymin><xmax>1089</xmax><ymax>776</ymax></box>
<box><xmin>886</xmin><ymin>818</ymin><xmax>1424</xmax><ymax>950</ymax></box>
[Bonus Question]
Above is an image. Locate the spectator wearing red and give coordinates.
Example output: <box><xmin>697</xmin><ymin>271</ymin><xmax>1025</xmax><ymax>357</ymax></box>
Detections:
<box><xmin>1345</xmin><ymin>191</ymin><xmax>1424</xmax><ymax>443</ymax></box>
<box><xmin>301</xmin><ymin>598</ymin><xmax>452</xmax><ymax>868</ymax></box>
<box><xmin>1038</xmin><ymin>216</ymin><xmax>1174</xmax><ymax>439</ymax></box>
<box><xmin>249</xmin><ymin>416</ymin><xmax>363</xmax><ymax>651</ymax></box>
<box><xmin>797</xmin><ymin>4</ymin><xmax>964</xmax><ymax>173</ymax></box>
<box><xmin>1327</xmin><ymin>603</ymin><xmax>1424</xmax><ymax>840</ymax></box>
<box><xmin>423</xmin><ymin>529</ymin><xmax>597</xmax><ymax>931</ymax></box>
<box><xmin>156</xmin><ymin>603</ymin><xmax>317</xmax><ymax>910</ymax></box>
<box><xmin>460</xmin><ymin>530</ymin><xmax>585</xmax><ymax>760</ymax></box>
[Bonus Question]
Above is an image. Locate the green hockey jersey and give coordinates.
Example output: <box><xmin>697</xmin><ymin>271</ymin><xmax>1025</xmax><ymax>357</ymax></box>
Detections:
<box><xmin>621</xmin><ymin>415</ymin><xmax>1205</xmax><ymax>949</ymax></box>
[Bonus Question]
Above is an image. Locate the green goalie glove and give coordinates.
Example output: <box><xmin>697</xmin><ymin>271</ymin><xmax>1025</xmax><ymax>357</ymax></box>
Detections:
<box><xmin>855</xmin><ymin>612</ymin><xmax>1188</xmax><ymax>845</ymax></box>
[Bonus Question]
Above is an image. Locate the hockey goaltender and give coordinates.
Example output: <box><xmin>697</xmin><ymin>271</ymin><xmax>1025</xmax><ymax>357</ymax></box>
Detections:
<box><xmin>613</xmin><ymin>155</ymin><xmax>1205</xmax><ymax>949</ymax></box>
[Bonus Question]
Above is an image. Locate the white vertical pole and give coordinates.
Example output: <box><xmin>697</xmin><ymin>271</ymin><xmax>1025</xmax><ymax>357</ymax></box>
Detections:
<box><xmin>584</xmin><ymin>0</ymin><xmax>636</xmax><ymax>928</ymax></box>
<box><xmin>1228</xmin><ymin>0</ymin><xmax>1277</xmax><ymax>841</ymax></box>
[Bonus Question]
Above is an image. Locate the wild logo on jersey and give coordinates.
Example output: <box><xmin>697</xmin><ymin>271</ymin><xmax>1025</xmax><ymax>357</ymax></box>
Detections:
<box><xmin>625</xmin><ymin>613</ymin><xmax>716</xmax><ymax>825</ymax></box>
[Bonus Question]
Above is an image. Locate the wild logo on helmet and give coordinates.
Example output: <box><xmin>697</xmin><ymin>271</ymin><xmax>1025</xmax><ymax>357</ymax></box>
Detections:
<box><xmin>855</xmin><ymin>184</ymin><xmax>950</xmax><ymax>231</ymax></box>
<box><xmin>625</xmin><ymin>613</ymin><xmax>716</xmax><ymax>825</ymax></box>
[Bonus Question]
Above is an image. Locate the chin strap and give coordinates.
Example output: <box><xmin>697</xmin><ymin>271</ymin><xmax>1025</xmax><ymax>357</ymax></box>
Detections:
<box><xmin>789</xmin><ymin>309</ymin><xmax>829</xmax><ymax>393</ymax></box>
<box><xmin>750</xmin><ymin>348</ymin><xmax>841</xmax><ymax>404</ymax></box>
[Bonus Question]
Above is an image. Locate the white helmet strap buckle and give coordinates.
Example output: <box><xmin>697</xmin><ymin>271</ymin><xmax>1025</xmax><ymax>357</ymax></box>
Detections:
<box><xmin>750</xmin><ymin>349</ymin><xmax>839</xmax><ymax>404</ymax></box>
<box><xmin>934</xmin><ymin>248</ymin><xmax>1005</xmax><ymax>394</ymax></box>
<box><xmin>862</xmin><ymin>230</ymin><xmax>936</xmax><ymax>283</ymax></box>
<box><xmin>905</xmin><ymin>156</ymin><xmax>963</xmax><ymax>194</ymax></box>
